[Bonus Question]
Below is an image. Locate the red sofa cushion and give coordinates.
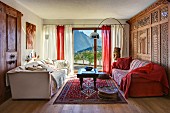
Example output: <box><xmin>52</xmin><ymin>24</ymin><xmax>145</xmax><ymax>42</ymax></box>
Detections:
<box><xmin>116</xmin><ymin>57</ymin><xmax>132</xmax><ymax>70</ymax></box>
<box><xmin>112</xmin><ymin>62</ymin><xmax>117</xmax><ymax>68</ymax></box>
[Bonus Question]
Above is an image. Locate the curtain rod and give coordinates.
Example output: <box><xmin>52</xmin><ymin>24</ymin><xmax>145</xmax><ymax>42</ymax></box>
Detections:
<box><xmin>43</xmin><ymin>24</ymin><xmax>126</xmax><ymax>25</ymax></box>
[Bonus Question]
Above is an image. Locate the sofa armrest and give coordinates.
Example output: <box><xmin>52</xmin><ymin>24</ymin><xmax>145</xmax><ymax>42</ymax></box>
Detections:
<box><xmin>7</xmin><ymin>71</ymin><xmax>51</xmax><ymax>99</ymax></box>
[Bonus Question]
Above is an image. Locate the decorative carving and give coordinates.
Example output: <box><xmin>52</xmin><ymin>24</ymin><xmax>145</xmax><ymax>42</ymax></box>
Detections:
<box><xmin>160</xmin><ymin>23</ymin><xmax>168</xmax><ymax>69</ymax></box>
<box><xmin>137</xmin><ymin>16</ymin><xmax>150</xmax><ymax>28</ymax></box>
<box><xmin>160</xmin><ymin>6</ymin><xmax>168</xmax><ymax>21</ymax></box>
<box><xmin>151</xmin><ymin>25</ymin><xmax>159</xmax><ymax>64</ymax></box>
<box><xmin>131</xmin><ymin>22</ymin><xmax>138</xmax><ymax>30</ymax></box>
<box><xmin>133</xmin><ymin>32</ymin><xmax>138</xmax><ymax>58</ymax></box>
<box><xmin>139</xmin><ymin>30</ymin><xmax>147</xmax><ymax>54</ymax></box>
<box><xmin>137</xmin><ymin>54</ymin><xmax>150</xmax><ymax>61</ymax></box>
<box><xmin>145</xmin><ymin>16</ymin><xmax>150</xmax><ymax>25</ymax></box>
<box><xmin>113</xmin><ymin>47</ymin><xmax>121</xmax><ymax>60</ymax></box>
<box><xmin>151</xmin><ymin>11</ymin><xmax>158</xmax><ymax>23</ymax></box>
<box><xmin>147</xmin><ymin>28</ymin><xmax>150</xmax><ymax>54</ymax></box>
<box><xmin>137</xmin><ymin>32</ymin><xmax>141</xmax><ymax>53</ymax></box>
<box><xmin>128</xmin><ymin>0</ymin><xmax>168</xmax><ymax>23</ymax></box>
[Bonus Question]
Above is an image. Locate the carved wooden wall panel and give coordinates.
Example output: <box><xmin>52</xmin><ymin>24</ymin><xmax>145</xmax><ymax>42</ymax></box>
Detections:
<box><xmin>147</xmin><ymin>28</ymin><xmax>151</xmax><ymax>54</ymax></box>
<box><xmin>137</xmin><ymin>31</ymin><xmax>141</xmax><ymax>53</ymax></box>
<box><xmin>138</xmin><ymin>29</ymin><xmax>148</xmax><ymax>54</ymax></box>
<box><xmin>151</xmin><ymin>25</ymin><xmax>160</xmax><ymax>64</ymax></box>
<box><xmin>133</xmin><ymin>32</ymin><xmax>138</xmax><ymax>59</ymax></box>
<box><xmin>137</xmin><ymin>54</ymin><xmax>151</xmax><ymax>61</ymax></box>
<box><xmin>128</xmin><ymin>0</ymin><xmax>168</xmax><ymax>62</ymax></box>
<box><xmin>151</xmin><ymin>10</ymin><xmax>159</xmax><ymax>23</ymax></box>
<box><xmin>128</xmin><ymin>0</ymin><xmax>170</xmax><ymax>95</ymax></box>
<box><xmin>0</xmin><ymin>1</ymin><xmax>22</xmax><ymax>105</ymax></box>
<box><xmin>160</xmin><ymin>6</ymin><xmax>168</xmax><ymax>21</ymax></box>
<box><xmin>138</xmin><ymin>15</ymin><xmax>150</xmax><ymax>28</ymax></box>
<box><xmin>160</xmin><ymin>22</ymin><xmax>168</xmax><ymax>69</ymax></box>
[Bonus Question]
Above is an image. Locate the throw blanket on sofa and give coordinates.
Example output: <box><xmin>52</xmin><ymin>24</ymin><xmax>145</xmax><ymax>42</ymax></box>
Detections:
<box><xmin>120</xmin><ymin>63</ymin><xmax>169</xmax><ymax>98</ymax></box>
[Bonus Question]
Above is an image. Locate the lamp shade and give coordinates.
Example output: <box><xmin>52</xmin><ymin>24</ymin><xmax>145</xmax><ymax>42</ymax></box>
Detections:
<box><xmin>90</xmin><ymin>31</ymin><xmax>99</xmax><ymax>39</ymax></box>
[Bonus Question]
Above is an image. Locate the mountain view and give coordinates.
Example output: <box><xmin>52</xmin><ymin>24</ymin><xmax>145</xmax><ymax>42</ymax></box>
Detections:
<box><xmin>74</xmin><ymin>30</ymin><xmax>102</xmax><ymax>53</ymax></box>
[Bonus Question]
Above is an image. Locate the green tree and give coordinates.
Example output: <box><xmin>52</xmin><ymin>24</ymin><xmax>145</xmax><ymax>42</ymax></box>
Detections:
<box><xmin>74</xmin><ymin>53</ymin><xmax>81</xmax><ymax>62</ymax></box>
<box><xmin>83</xmin><ymin>51</ymin><xmax>94</xmax><ymax>66</ymax></box>
<box><xmin>80</xmin><ymin>51</ymin><xmax>86</xmax><ymax>64</ymax></box>
<box><xmin>74</xmin><ymin>52</ymin><xmax>86</xmax><ymax>64</ymax></box>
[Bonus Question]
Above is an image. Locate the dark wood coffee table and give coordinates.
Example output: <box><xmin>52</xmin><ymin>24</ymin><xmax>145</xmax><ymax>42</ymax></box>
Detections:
<box><xmin>77</xmin><ymin>68</ymin><xmax>109</xmax><ymax>90</ymax></box>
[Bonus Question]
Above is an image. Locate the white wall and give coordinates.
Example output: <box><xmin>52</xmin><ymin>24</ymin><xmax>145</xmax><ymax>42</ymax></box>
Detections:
<box><xmin>1</xmin><ymin>0</ymin><xmax>43</xmax><ymax>65</ymax></box>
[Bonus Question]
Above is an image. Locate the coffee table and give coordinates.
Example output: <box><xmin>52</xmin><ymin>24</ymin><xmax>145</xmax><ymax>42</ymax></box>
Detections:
<box><xmin>77</xmin><ymin>68</ymin><xmax>109</xmax><ymax>90</ymax></box>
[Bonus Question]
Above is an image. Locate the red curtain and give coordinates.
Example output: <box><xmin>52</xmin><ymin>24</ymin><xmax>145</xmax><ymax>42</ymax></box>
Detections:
<box><xmin>57</xmin><ymin>26</ymin><xmax>64</xmax><ymax>60</ymax></box>
<box><xmin>102</xmin><ymin>25</ymin><xmax>111</xmax><ymax>73</ymax></box>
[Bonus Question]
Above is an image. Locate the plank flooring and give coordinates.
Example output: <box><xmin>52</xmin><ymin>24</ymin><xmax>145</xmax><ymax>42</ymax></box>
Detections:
<box><xmin>0</xmin><ymin>77</ymin><xmax>170</xmax><ymax>113</ymax></box>
<box><xmin>0</xmin><ymin>96</ymin><xmax>170</xmax><ymax>113</ymax></box>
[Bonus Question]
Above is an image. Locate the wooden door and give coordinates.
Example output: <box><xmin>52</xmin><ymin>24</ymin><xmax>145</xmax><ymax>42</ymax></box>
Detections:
<box><xmin>0</xmin><ymin>2</ymin><xmax>6</xmax><ymax>103</ymax></box>
<box><xmin>6</xmin><ymin>7</ymin><xmax>18</xmax><ymax>70</ymax></box>
<box><xmin>0</xmin><ymin>2</ymin><xmax>22</xmax><ymax>104</ymax></box>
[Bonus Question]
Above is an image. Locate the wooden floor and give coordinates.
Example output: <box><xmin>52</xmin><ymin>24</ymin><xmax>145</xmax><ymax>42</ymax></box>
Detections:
<box><xmin>0</xmin><ymin>77</ymin><xmax>170</xmax><ymax>113</ymax></box>
<box><xmin>0</xmin><ymin>95</ymin><xmax>170</xmax><ymax>113</ymax></box>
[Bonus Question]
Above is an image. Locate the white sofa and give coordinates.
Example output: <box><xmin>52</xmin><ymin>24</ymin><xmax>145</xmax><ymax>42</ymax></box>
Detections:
<box><xmin>6</xmin><ymin>61</ymin><xmax>66</xmax><ymax>99</ymax></box>
<box><xmin>39</xmin><ymin>59</ymin><xmax>70</xmax><ymax>75</ymax></box>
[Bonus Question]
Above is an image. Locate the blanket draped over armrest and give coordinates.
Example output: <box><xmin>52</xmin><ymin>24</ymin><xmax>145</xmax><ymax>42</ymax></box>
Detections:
<box><xmin>120</xmin><ymin>63</ymin><xmax>169</xmax><ymax>98</ymax></box>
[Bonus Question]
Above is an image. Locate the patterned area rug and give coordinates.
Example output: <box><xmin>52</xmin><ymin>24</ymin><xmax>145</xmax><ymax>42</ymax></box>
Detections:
<box><xmin>53</xmin><ymin>78</ymin><xmax>127</xmax><ymax>104</ymax></box>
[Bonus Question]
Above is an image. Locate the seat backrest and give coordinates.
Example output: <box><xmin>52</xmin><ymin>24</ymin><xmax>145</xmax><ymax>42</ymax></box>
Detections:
<box><xmin>129</xmin><ymin>59</ymin><xmax>149</xmax><ymax>71</ymax></box>
<box><xmin>53</xmin><ymin>60</ymin><xmax>70</xmax><ymax>69</ymax></box>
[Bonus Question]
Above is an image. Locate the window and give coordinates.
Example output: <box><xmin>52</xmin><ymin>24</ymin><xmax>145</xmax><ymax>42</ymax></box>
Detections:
<box><xmin>73</xmin><ymin>29</ymin><xmax>102</xmax><ymax>72</ymax></box>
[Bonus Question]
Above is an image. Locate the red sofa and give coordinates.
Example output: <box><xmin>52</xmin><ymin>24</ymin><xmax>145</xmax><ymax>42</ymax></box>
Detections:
<box><xmin>112</xmin><ymin>58</ymin><xmax>169</xmax><ymax>98</ymax></box>
<box><xmin>129</xmin><ymin>75</ymin><xmax>164</xmax><ymax>97</ymax></box>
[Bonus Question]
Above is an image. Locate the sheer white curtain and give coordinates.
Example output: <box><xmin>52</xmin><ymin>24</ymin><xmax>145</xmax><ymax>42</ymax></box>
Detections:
<box><xmin>111</xmin><ymin>25</ymin><xmax>124</xmax><ymax>61</ymax></box>
<box><xmin>43</xmin><ymin>25</ymin><xmax>57</xmax><ymax>60</ymax></box>
<box><xmin>64</xmin><ymin>25</ymin><xmax>74</xmax><ymax>75</ymax></box>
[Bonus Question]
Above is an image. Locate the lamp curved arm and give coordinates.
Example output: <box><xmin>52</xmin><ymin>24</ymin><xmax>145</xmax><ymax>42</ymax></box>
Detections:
<box><xmin>97</xmin><ymin>17</ymin><xmax>124</xmax><ymax>28</ymax></box>
<box><xmin>90</xmin><ymin>17</ymin><xmax>125</xmax><ymax>39</ymax></box>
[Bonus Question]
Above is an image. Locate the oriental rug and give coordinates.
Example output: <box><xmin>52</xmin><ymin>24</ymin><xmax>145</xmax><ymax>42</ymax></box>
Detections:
<box><xmin>53</xmin><ymin>78</ymin><xmax>127</xmax><ymax>104</ymax></box>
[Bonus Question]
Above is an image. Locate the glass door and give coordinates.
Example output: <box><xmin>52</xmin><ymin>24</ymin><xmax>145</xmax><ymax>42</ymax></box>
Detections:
<box><xmin>73</xmin><ymin>29</ymin><xmax>102</xmax><ymax>72</ymax></box>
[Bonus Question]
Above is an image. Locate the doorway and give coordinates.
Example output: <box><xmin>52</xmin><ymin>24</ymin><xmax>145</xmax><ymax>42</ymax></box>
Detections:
<box><xmin>73</xmin><ymin>29</ymin><xmax>102</xmax><ymax>72</ymax></box>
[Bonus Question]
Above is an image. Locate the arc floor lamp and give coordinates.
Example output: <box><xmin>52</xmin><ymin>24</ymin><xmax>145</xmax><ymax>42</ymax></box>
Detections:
<box><xmin>90</xmin><ymin>17</ymin><xmax>124</xmax><ymax>69</ymax></box>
